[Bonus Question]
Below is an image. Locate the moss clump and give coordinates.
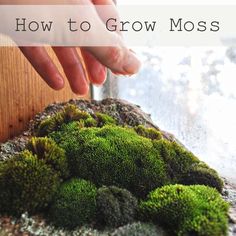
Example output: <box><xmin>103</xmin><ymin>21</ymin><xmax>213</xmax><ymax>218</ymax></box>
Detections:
<box><xmin>139</xmin><ymin>184</ymin><xmax>229</xmax><ymax>236</ymax></box>
<box><xmin>134</xmin><ymin>125</ymin><xmax>162</xmax><ymax>140</ymax></box>
<box><xmin>49</xmin><ymin>178</ymin><xmax>97</xmax><ymax>229</ymax></box>
<box><xmin>96</xmin><ymin>186</ymin><xmax>138</xmax><ymax>227</ymax></box>
<box><xmin>50</xmin><ymin>124</ymin><xmax>169</xmax><ymax>198</ymax></box>
<box><xmin>152</xmin><ymin>139</ymin><xmax>223</xmax><ymax>192</ymax></box>
<box><xmin>0</xmin><ymin>150</ymin><xmax>59</xmax><ymax>216</ymax></box>
<box><xmin>27</xmin><ymin>137</ymin><xmax>69</xmax><ymax>179</ymax></box>
<box><xmin>180</xmin><ymin>162</ymin><xmax>223</xmax><ymax>192</ymax></box>
<box><xmin>37</xmin><ymin>104</ymin><xmax>92</xmax><ymax>136</ymax></box>
<box><xmin>152</xmin><ymin>139</ymin><xmax>199</xmax><ymax>181</ymax></box>
<box><xmin>95</xmin><ymin>112</ymin><xmax>117</xmax><ymax>127</ymax></box>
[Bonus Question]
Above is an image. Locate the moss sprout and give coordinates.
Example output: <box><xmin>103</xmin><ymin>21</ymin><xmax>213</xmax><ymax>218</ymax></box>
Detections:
<box><xmin>37</xmin><ymin>104</ymin><xmax>92</xmax><ymax>136</ymax></box>
<box><xmin>134</xmin><ymin>125</ymin><xmax>162</xmax><ymax>140</ymax></box>
<box><xmin>95</xmin><ymin>112</ymin><xmax>117</xmax><ymax>127</ymax></box>
<box><xmin>27</xmin><ymin>137</ymin><xmax>69</xmax><ymax>179</ymax></box>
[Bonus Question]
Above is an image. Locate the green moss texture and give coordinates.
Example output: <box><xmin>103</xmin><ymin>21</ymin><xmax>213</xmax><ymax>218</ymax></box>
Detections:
<box><xmin>0</xmin><ymin>105</ymin><xmax>229</xmax><ymax>235</ymax></box>
<box><xmin>140</xmin><ymin>184</ymin><xmax>229</xmax><ymax>236</ymax></box>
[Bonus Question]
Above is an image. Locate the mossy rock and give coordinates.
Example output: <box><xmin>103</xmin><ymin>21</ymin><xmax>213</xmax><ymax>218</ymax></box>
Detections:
<box><xmin>139</xmin><ymin>184</ymin><xmax>229</xmax><ymax>236</ymax></box>
<box><xmin>0</xmin><ymin>99</ymin><xmax>229</xmax><ymax>235</ymax></box>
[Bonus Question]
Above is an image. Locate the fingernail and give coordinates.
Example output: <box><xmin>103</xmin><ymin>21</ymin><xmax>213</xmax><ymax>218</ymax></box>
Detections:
<box><xmin>123</xmin><ymin>51</ymin><xmax>141</xmax><ymax>74</ymax></box>
<box><xmin>54</xmin><ymin>74</ymin><xmax>64</xmax><ymax>89</ymax></box>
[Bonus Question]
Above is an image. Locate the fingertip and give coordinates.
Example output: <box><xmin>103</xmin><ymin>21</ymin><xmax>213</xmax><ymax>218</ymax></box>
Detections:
<box><xmin>52</xmin><ymin>74</ymin><xmax>65</xmax><ymax>90</ymax></box>
<box><xmin>71</xmin><ymin>82</ymin><xmax>89</xmax><ymax>96</ymax></box>
<box><xmin>90</xmin><ymin>66</ymin><xmax>107</xmax><ymax>85</ymax></box>
<box><xmin>122</xmin><ymin>52</ymin><xmax>142</xmax><ymax>75</ymax></box>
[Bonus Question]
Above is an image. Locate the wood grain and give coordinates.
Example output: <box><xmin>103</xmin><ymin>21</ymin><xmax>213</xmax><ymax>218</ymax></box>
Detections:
<box><xmin>0</xmin><ymin>46</ymin><xmax>90</xmax><ymax>142</ymax></box>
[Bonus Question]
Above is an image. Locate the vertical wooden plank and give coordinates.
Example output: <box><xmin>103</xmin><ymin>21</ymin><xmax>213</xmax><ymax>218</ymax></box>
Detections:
<box><xmin>0</xmin><ymin>47</ymin><xmax>90</xmax><ymax>142</ymax></box>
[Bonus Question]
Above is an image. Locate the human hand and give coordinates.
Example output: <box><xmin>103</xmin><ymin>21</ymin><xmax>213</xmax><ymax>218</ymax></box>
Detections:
<box><xmin>1</xmin><ymin>0</ymin><xmax>141</xmax><ymax>95</ymax></box>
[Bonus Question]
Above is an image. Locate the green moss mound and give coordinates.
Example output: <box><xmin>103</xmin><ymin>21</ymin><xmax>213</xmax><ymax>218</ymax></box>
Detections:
<box><xmin>153</xmin><ymin>139</ymin><xmax>223</xmax><ymax>192</ymax></box>
<box><xmin>27</xmin><ymin>137</ymin><xmax>69</xmax><ymax>179</ymax></box>
<box><xmin>50</xmin><ymin>123</ymin><xmax>169</xmax><ymax>198</ymax></box>
<box><xmin>96</xmin><ymin>186</ymin><xmax>138</xmax><ymax>227</ymax></box>
<box><xmin>49</xmin><ymin>178</ymin><xmax>97</xmax><ymax>229</ymax></box>
<box><xmin>139</xmin><ymin>184</ymin><xmax>229</xmax><ymax>236</ymax></box>
<box><xmin>0</xmin><ymin>150</ymin><xmax>59</xmax><ymax>216</ymax></box>
<box><xmin>50</xmin><ymin>123</ymin><xmax>223</xmax><ymax>197</ymax></box>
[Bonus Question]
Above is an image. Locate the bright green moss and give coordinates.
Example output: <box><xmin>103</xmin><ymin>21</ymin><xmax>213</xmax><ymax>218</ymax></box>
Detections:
<box><xmin>95</xmin><ymin>112</ymin><xmax>117</xmax><ymax>127</ymax></box>
<box><xmin>27</xmin><ymin>137</ymin><xmax>69</xmax><ymax>179</ymax></box>
<box><xmin>50</xmin><ymin>124</ymin><xmax>169</xmax><ymax>198</ymax></box>
<box><xmin>134</xmin><ymin>125</ymin><xmax>162</xmax><ymax>140</ymax></box>
<box><xmin>0</xmin><ymin>150</ymin><xmax>60</xmax><ymax>216</ymax></box>
<box><xmin>96</xmin><ymin>186</ymin><xmax>138</xmax><ymax>227</ymax></box>
<box><xmin>139</xmin><ymin>184</ymin><xmax>229</xmax><ymax>236</ymax></box>
<box><xmin>37</xmin><ymin>104</ymin><xmax>92</xmax><ymax>136</ymax></box>
<box><xmin>49</xmin><ymin>178</ymin><xmax>97</xmax><ymax>229</ymax></box>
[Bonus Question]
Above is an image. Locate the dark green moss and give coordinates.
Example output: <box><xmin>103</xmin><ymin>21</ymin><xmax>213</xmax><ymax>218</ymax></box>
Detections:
<box><xmin>50</xmin><ymin>124</ymin><xmax>169</xmax><ymax>198</ymax></box>
<box><xmin>0</xmin><ymin>150</ymin><xmax>59</xmax><ymax>216</ymax></box>
<box><xmin>152</xmin><ymin>139</ymin><xmax>200</xmax><ymax>180</ymax></box>
<box><xmin>134</xmin><ymin>125</ymin><xmax>162</xmax><ymax>140</ymax></box>
<box><xmin>180</xmin><ymin>162</ymin><xmax>223</xmax><ymax>192</ymax></box>
<box><xmin>27</xmin><ymin>137</ymin><xmax>69</xmax><ymax>179</ymax></box>
<box><xmin>48</xmin><ymin>178</ymin><xmax>97</xmax><ymax>229</ymax></box>
<box><xmin>139</xmin><ymin>184</ymin><xmax>229</xmax><ymax>236</ymax></box>
<box><xmin>96</xmin><ymin>186</ymin><xmax>138</xmax><ymax>227</ymax></box>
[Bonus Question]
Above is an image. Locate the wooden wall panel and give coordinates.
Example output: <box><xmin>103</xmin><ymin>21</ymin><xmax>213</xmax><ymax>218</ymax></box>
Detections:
<box><xmin>0</xmin><ymin>47</ymin><xmax>90</xmax><ymax>142</ymax></box>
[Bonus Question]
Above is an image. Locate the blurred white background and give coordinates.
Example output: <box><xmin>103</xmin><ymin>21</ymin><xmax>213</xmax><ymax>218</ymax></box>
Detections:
<box><xmin>94</xmin><ymin>1</ymin><xmax>236</xmax><ymax>185</ymax></box>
